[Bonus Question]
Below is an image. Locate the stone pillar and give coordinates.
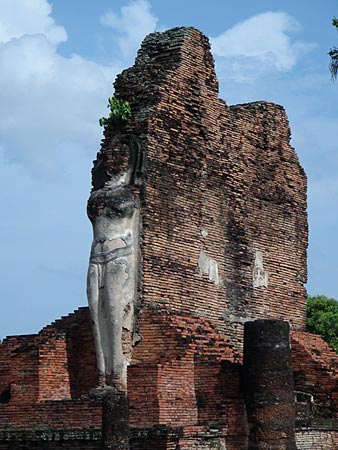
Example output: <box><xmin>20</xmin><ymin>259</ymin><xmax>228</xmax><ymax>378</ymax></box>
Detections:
<box><xmin>243</xmin><ymin>320</ymin><xmax>296</xmax><ymax>450</ymax></box>
<box><xmin>102</xmin><ymin>388</ymin><xmax>129</xmax><ymax>450</ymax></box>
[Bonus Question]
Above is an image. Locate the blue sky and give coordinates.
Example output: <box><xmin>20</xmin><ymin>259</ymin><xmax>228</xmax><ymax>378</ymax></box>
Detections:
<box><xmin>0</xmin><ymin>0</ymin><xmax>337</xmax><ymax>338</ymax></box>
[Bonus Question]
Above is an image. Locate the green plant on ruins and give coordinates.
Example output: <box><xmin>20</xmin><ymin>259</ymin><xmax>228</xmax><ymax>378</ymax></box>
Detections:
<box><xmin>306</xmin><ymin>294</ymin><xmax>338</xmax><ymax>352</ymax></box>
<box><xmin>329</xmin><ymin>17</ymin><xmax>338</xmax><ymax>80</ymax></box>
<box><xmin>99</xmin><ymin>96</ymin><xmax>131</xmax><ymax>129</ymax></box>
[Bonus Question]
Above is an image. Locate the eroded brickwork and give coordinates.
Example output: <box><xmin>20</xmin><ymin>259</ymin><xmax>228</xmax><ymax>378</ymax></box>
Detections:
<box><xmin>0</xmin><ymin>307</ymin><xmax>97</xmax><ymax>405</ymax></box>
<box><xmin>296</xmin><ymin>429</ymin><xmax>338</xmax><ymax>450</ymax></box>
<box><xmin>0</xmin><ymin>26</ymin><xmax>336</xmax><ymax>450</ymax></box>
<box><xmin>0</xmin><ymin>307</ymin><xmax>247</xmax><ymax>448</ymax></box>
<box><xmin>109</xmin><ymin>27</ymin><xmax>308</xmax><ymax>354</ymax></box>
<box><xmin>292</xmin><ymin>331</ymin><xmax>338</xmax><ymax>414</ymax></box>
<box><xmin>0</xmin><ymin>309</ymin><xmax>102</xmax><ymax>442</ymax></box>
<box><xmin>129</xmin><ymin>306</ymin><xmax>241</xmax><ymax>429</ymax></box>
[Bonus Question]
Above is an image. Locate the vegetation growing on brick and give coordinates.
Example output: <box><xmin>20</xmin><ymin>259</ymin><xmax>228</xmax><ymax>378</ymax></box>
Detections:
<box><xmin>99</xmin><ymin>96</ymin><xmax>131</xmax><ymax>129</ymax></box>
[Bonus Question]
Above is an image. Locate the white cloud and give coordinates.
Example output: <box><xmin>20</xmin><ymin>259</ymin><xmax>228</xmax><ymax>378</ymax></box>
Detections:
<box><xmin>100</xmin><ymin>0</ymin><xmax>158</xmax><ymax>59</ymax></box>
<box><xmin>211</xmin><ymin>12</ymin><xmax>314</xmax><ymax>82</ymax></box>
<box><xmin>0</xmin><ymin>0</ymin><xmax>159</xmax><ymax>177</ymax></box>
<box><xmin>0</xmin><ymin>0</ymin><xmax>120</xmax><ymax>177</ymax></box>
<box><xmin>0</xmin><ymin>33</ymin><xmax>117</xmax><ymax>177</ymax></box>
<box><xmin>0</xmin><ymin>0</ymin><xmax>67</xmax><ymax>45</ymax></box>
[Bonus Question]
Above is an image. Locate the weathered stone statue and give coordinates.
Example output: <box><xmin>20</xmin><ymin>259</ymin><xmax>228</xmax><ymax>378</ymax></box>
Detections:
<box><xmin>87</xmin><ymin>135</ymin><xmax>144</xmax><ymax>392</ymax></box>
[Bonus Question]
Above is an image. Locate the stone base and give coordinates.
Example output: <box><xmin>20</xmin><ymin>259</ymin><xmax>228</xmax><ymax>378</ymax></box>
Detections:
<box><xmin>102</xmin><ymin>388</ymin><xmax>129</xmax><ymax>450</ymax></box>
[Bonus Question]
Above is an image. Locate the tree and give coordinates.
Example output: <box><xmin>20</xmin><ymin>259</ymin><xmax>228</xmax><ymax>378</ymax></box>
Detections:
<box><xmin>306</xmin><ymin>295</ymin><xmax>338</xmax><ymax>352</ymax></box>
<box><xmin>329</xmin><ymin>18</ymin><xmax>338</xmax><ymax>80</ymax></box>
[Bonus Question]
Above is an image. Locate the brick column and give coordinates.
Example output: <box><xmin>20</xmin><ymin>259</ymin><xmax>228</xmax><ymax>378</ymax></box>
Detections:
<box><xmin>243</xmin><ymin>320</ymin><xmax>296</xmax><ymax>450</ymax></box>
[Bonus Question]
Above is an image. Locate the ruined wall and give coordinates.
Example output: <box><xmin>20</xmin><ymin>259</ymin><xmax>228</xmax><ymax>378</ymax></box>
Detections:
<box><xmin>0</xmin><ymin>308</ymin><xmax>102</xmax><ymax>443</ymax></box>
<box><xmin>0</xmin><ymin>307</ymin><xmax>97</xmax><ymax>405</ymax></box>
<box><xmin>296</xmin><ymin>428</ymin><xmax>338</xmax><ymax>450</ymax></box>
<box><xmin>0</xmin><ymin>26</ymin><xmax>330</xmax><ymax>450</ymax></box>
<box><xmin>0</xmin><ymin>335</ymin><xmax>39</xmax><ymax>406</ymax></box>
<box><xmin>292</xmin><ymin>331</ymin><xmax>338</xmax><ymax>414</ymax></box>
<box><xmin>2</xmin><ymin>307</ymin><xmax>338</xmax><ymax>449</ymax></box>
<box><xmin>111</xmin><ymin>27</ymin><xmax>308</xmax><ymax>352</ymax></box>
<box><xmin>0</xmin><ymin>307</ymin><xmax>247</xmax><ymax>449</ymax></box>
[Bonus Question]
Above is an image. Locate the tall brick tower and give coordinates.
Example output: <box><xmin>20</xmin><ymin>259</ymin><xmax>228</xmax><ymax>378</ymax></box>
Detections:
<box><xmin>102</xmin><ymin>26</ymin><xmax>307</xmax><ymax>352</ymax></box>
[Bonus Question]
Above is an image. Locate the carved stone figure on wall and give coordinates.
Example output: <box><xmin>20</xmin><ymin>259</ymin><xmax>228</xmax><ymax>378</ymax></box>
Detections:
<box><xmin>87</xmin><ymin>136</ymin><xmax>145</xmax><ymax>392</ymax></box>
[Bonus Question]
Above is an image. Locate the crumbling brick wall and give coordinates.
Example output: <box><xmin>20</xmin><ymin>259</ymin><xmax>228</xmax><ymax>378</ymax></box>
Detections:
<box><xmin>296</xmin><ymin>429</ymin><xmax>338</xmax><ymax>450</ymax></box>
<box><xmin>0</xmin><ymin>308</ymin><xmax>102</xmax><ymax>439</ymax></box>
<box><xmin>292</xmin><ymin>331</ymin><xmax>338</xmax><ymax>414</ymax></box>
<box><xmin>110</xmin><ymin>27</ymin><xmax>308</xmax><ymax>353</ymax></box>
<box><xmin>0</xmin><ymin>306</ymin><xmax>247</xmax><ymax>448</ymax></box>
<box><xmin>129</xmin><ymin>307</ymin><xmax>241</xmax><ymax>428</ymax></box>
<box><xmin>291</xmin><ymin>332</ymin><xmax>338</xmax><ymax>449</ymax></box>
<box><xmin>0</xmin><ymin>307</ymin><xmax>97</xmax><ymax>405</ymax></box>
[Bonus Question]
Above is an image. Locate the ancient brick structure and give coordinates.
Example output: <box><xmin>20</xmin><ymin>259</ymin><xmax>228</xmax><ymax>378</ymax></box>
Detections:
<box><xmin>113</xmin><ymin>27</ymin><xmax>308</xmax><ymax>352</ymax></box>
<box><xmin>0</xmin><ymin>26</ymin><xmax>337</xmax><ymax>449</ymax></box>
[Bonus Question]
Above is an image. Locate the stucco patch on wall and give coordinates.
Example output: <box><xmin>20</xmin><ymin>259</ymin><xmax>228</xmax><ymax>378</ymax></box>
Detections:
<box><xmin>198</xmin><ymin>249</ymin><xmax>221</xmax><ymax>286</ymax></box>
<box><xmin>252</xmin><ymin>251</ymin><xmax>268</xmax><ymax>288</ymax></box>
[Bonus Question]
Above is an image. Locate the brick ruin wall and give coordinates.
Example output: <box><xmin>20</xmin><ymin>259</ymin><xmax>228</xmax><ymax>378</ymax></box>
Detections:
<box><xmin>0</xmin><ymin>27</ymin><xmax>337</xmax><ymax>449</ymax></box>
<box><xmin>0</xmin><ymin>307</ymin><xmax>247</xmax><ymax>449</ymax></box>
<box><xmin>111</xmin><ymin>27</ymin><xmax>308</xmax><ymax>352</ymax></box>
<box><xmin>2</xmin><ymin>307</ymin><xmax>338</xmax><ymax>449</ymax></box>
